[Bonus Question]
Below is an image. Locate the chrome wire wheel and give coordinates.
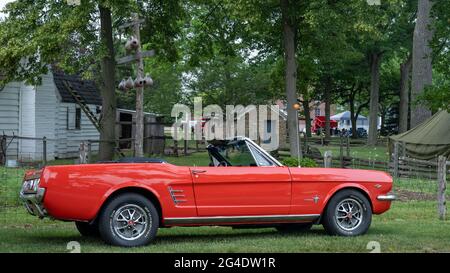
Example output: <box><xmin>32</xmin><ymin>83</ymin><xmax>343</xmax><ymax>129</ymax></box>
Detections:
<box><xmin>335</xmin><ymin>198</ymin><xmax>363</xmax><ymax>231</ymax></box>
<box><xmin>112</xmin><ymin>204</ymin><xmax>150</xmax><ymax>241</ymax></box>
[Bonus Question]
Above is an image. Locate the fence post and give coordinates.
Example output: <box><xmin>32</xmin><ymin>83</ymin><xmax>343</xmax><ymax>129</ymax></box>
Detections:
<box><xmin>42</xmin><ymin>137</ymin><xmax>47</xmax><ymax>166</ymax></box>
<box><xmin>393</xmin><ymin>142</ymin><xmax>399</xmax><ymax>178</ymax></box>
<box><xmin>173</xmin><ymin>127</ymin><xmax>179</xmax><ymax>157</ymax></box>
<box><xmin>0</xmin><ymin>135</ymin><xmax>6</xmax><ymax>165</ymax></box>
<box><xmin>340</xmin><ymin>135</ymin><xmax>344</xmax><ymax>168</ymax></box>
<box><xmin>401</xmin><ymin>141</ymin><xmax>406</xmax><ymax>157</ymax></box>
<box><xmin>184</xmin><ymin>125</ymin><xmax>188</xmax><ymax>156</ymax></box>
<box><xmin>437</xmin><ymin>155</ymin><xmax>447</xmax><ymax>220</ymax></box>
<box><xmin>304</xmin><ymin>133</ymin><xmax>308</xmax><ymax>154</ymax></box>
<box><xmin>79</xmin><ymin>142</ymin><xmax>87</xmax><ymax>164</ymax></box>
<box><xmin>87</xmin><ymin>140</ymin><xmax>92</xmax><ymax>164</ymax></box>
<box><xmin>346</xmin><ymin>136</ymin><xmax>350</xmax><ymax>157</ymax></box>
<box><xmin>324</xmin><ymin>150</ymin><xmax>332</xmax><ymax>168</ymax></box>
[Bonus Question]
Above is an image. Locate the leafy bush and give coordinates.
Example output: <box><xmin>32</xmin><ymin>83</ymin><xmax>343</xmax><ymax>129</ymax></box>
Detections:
<box><xmin>281</xmin><ymin>157</ymin><xmax>318</xmax><ymax>167</ymax></box>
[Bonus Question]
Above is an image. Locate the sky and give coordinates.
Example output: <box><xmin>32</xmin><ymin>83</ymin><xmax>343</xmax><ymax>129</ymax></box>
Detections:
<box><xmin>0</xmin><ymin>0</ymin><xmax>14</xmax><ymax>18</ymax></box>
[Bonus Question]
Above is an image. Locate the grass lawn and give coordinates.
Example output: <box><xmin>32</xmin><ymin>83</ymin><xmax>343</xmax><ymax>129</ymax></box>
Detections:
<box><xmin>1</xmin><ymin>201</ymin><xmax>449</xmax><ymax>253</ymax></box>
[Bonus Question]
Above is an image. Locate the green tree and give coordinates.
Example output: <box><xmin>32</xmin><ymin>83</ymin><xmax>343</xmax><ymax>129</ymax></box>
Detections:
<box><xmin>419</xmin><ymin>0</ymin><xmax>450</xmax><ymax>113</ymax></box>
<box><xmin>411</xmin><ymin>0</ymin><xmax>434</xmax><ymax>128</ymax></box>
<box><xmin>181</xmin><ymin>1</ymin><xmax>277</xmax><ymax>108</ymax></box>
<box><xmin>0</xmin><ymin>0</ymin><xmax>135</xmax><ymax>160</ymax></box>
<box><xmin>0</xmin><ymin>0</ymin><xmax>185</xmax><ymax>159</ymax></box>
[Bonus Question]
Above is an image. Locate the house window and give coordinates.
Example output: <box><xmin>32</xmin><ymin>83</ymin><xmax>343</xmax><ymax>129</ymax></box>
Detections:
<box><xmin>67</xmin><ymin>107</ymin><xmax>82</xmax><ymax>130</ymax></box>
<box><xmin>75</xmin><ymin>108</ymin><xmax>81</xmax><ymax>130</ymax></box>
<box><xmin>315</xmin><ymin>108</ymin><xmax>321</xmax><ymax>116</ymax></box>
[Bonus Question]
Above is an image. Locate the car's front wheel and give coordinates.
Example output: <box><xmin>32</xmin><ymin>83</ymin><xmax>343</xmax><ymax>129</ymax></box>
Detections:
<box><xmin>322</xmin><ymin>189</ymin><xmax>372</xmax><ymax>236</ymax></box>
<box><xmin>98</xmin><ymin>193</ymin><xmax>159</xmax><ymax>247</ymax></box>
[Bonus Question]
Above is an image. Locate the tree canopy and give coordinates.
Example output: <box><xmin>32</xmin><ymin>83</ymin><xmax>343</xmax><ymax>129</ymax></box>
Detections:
<box><xmin>1</xmin><ymin>0</ymin><xmax>449</xmax><ymax>156</ymax></box>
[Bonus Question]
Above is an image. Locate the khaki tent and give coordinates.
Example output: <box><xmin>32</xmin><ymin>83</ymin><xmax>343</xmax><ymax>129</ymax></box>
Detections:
<box><xmin>390</xmin><ymin>110</ymin><xmax>450</xmax><ymax>160</ymax></box>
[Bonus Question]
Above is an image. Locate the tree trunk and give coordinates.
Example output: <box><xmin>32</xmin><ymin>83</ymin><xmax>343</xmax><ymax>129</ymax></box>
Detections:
<box><xmin>281</xmin><ymin>0</ymin><xmax>301</xmax><ymax>158</ymax></box>
<box><xmin>98</xmin><ymin>4</ymin><xmax>116</xmax><ymax>161</ymax></box>
<box><xmin>367</xmin><ymin>52</ymin><xmax>381</xmax><ymax>146</ymax></box>
<box><xmin>133</xmin><ymin>13</ymin><xmax>145</xmax><ymax>157</ymax></box>
<box><xmin>302</xmin><ymin>99</ymin><xmax>311</xmax><ymax>138</ymax></box>
<box><xmin>399</xmin><ymin>54</ymin><xmax>412</xmax><ymax>133</ymax></box>
<box><xmin>411</xmin><ymin>0</ymin><xmax>434</xmax><ymax>128</ymax></box>
<box><xmin>324</xmin><ymin>77</ymin><xmax>331</xmax><ymax>140</ymax></box>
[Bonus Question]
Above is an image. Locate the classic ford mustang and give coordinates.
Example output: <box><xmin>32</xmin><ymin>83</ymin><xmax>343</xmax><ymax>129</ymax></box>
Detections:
<box><xmin>20</xmin><ymin>137</ymin><xmax>395</xmax><ymax>247</ymax></box>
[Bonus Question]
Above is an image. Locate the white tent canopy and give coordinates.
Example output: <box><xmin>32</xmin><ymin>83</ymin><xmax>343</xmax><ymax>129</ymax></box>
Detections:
<box><xmin>331</xmin><ymin>111</ymin><xmax>367</xmax><ymax>121</ymax></box>
<box><xmin>331</xmin><ymin>111</ymin><xmax>373</xmax><ymax>131</ymax></box>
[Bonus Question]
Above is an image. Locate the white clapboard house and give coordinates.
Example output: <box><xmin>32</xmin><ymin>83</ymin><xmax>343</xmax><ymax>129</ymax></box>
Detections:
<box><xmin>0</xmin><ymin>71</ymin><xmax>164</xmax><ymax>162</ymax></box>
<box><xmin>0</xmin><ymin>71</ymin><xmax>102</xmax><ymax>161</ymax></box>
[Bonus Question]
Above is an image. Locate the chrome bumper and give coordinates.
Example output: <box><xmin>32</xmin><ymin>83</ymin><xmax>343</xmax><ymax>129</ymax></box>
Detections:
<box><xmin>377</xmin><ymin>194</ymin><xmax>397</xmax><ymax>201</ymax></box>
<box><xmin>19</xmin><ymin>187</ymin><xmax>47</xmax><ymax>218</ymax></box>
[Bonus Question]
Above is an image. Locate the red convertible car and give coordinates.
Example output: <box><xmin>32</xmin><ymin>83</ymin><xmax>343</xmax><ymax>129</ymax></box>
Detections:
<box><xmin>20</xmin><ymin>137</ymin><xmax>395</xmax><ymax>247</ymax></box>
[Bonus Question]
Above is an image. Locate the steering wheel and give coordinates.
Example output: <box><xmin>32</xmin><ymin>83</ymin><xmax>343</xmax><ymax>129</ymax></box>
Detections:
<box><xmin>218</xmin><ymin>161</ymin><xmax>228</xmax><ymax>167</ymax></box>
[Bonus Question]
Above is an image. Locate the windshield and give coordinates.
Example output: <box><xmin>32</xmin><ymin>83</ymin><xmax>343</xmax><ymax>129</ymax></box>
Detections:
<box><xmin>217</xmin><ymin>140</ymin><xmax>257</xmax><ymax>166</ymax></box>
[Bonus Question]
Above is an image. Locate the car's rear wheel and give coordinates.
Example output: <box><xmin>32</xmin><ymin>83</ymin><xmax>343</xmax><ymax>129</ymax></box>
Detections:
<box><xmin>322</xmin><ymin>189</ymin><xmax>372</xmax><ymax>236</ymax></box>
<box><xmin>75</xmin><ymin>221</ymin><xmax>99</xmax><ymax>237</ymax></box>
<box><xmin>276</xmin><ymin>223</ymin><xmax>313</xmax><ymax>233</ymax></box>
<box><xmin>98</xmin><ymin>193</ymin><xmax>159</xmax><ymax>247</ymax></box>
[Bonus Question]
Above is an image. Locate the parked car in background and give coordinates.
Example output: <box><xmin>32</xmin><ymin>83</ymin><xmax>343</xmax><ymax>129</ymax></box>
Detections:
<box><xmin>20</xmin><ymin>137</ymin><xmax>395</xmax><ymax>247</ymax></box>
<box><xmin>343</xmin><ymin>128</ymin><xmax>368</xmax><ymax>138</ymax></box>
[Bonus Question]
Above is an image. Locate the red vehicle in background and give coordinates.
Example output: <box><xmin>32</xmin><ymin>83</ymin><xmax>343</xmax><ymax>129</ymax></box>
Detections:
<box><xmin>312</xmin><ymin>116</ymin><xmax>338</xmax><ymax>134</ymax></box>
<box><xmin>20</xmin><ymin>137</ymin><xmax>395</xmax><ymax>247</ymax></box>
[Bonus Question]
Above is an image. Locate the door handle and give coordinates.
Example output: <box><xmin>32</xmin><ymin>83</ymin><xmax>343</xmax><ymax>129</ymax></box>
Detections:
<box><xmin>192</xmin><ymin>170</ymin><xmax>207</xmax><ymax>174</ymax></box>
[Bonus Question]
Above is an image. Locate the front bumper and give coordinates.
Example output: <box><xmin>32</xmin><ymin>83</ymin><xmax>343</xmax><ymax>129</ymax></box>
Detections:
<box><xmin>19</xmin><ymin>187</ymin><xmax>47</xmax><ymax>218</ymax></box>
<box><xmin>377</xmin><ymin>194</ymin><xmax>397</xmax><ymax>201</ymax></box>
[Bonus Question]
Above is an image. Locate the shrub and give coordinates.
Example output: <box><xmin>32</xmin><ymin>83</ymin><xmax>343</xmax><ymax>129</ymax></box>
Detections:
<box><xmin>281</xmin><ymin>157</ymin><xmax>318</xmax><ymax>167</ymax></box>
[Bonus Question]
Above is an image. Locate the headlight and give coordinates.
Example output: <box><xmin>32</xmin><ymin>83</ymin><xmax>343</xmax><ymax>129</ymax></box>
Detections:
<box><xmin>22</xmin><ymin>178</ymin><xmax>40</xmax><ymax>194</ymax></box>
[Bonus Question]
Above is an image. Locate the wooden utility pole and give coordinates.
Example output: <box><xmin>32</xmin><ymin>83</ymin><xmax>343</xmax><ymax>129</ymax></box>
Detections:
<box><xmin>117</xmin><ymin>14</ymin><xmax>155</xmax><ymax>157</ymax></box>
<box><xmin>133</xmin><ymin>13</ymin><xmax>145</xmax><ymax>157</ymax></box>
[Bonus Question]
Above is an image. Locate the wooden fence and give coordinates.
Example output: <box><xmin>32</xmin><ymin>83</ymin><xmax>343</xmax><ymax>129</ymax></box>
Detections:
<box><xmin>298</xmin><ymin>135</ymin><xmax>389</xmax><ymax>147</ymax></box>
<box><xmin>0</xmin><ymin>134</ymin><xmax>48</xmax><ymax>166</ymax></box>
<box><xmin>281</xmin><ymin>138</ymin><xmax>449</xmax><ymax>220</ymax></box>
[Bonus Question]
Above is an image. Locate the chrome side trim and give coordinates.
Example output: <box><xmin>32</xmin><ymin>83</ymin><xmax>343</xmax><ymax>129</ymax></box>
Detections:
<box><xmin>164</xmin><ymin>214</ymin><xmax>320</xmax><ymax>225</ymax></box>
<box><xmin>377</xmin><ymin>194</ymin><xmax>397</xmax><ymax>201</ymax></box>
<box><xmin>168</xmin><ymin>186</ymin><xmax>187</xmax><ymax>205</ymax></box>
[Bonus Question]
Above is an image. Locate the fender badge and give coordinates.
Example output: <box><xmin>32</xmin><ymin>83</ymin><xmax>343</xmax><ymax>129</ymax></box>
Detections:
<box><xmin>305</xmin><ymin>195</ymin><xmax>320</xmax><ymax>204</ymax></box>
<box><xmin>374</xmin><ymin>184</ymin><xmax>382</xmax><ymax>189</ymax></box>
<box><xmin>313</xmin><ymin>195</ymin><xmax>320</xmax><ymax>204</ymax></box>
